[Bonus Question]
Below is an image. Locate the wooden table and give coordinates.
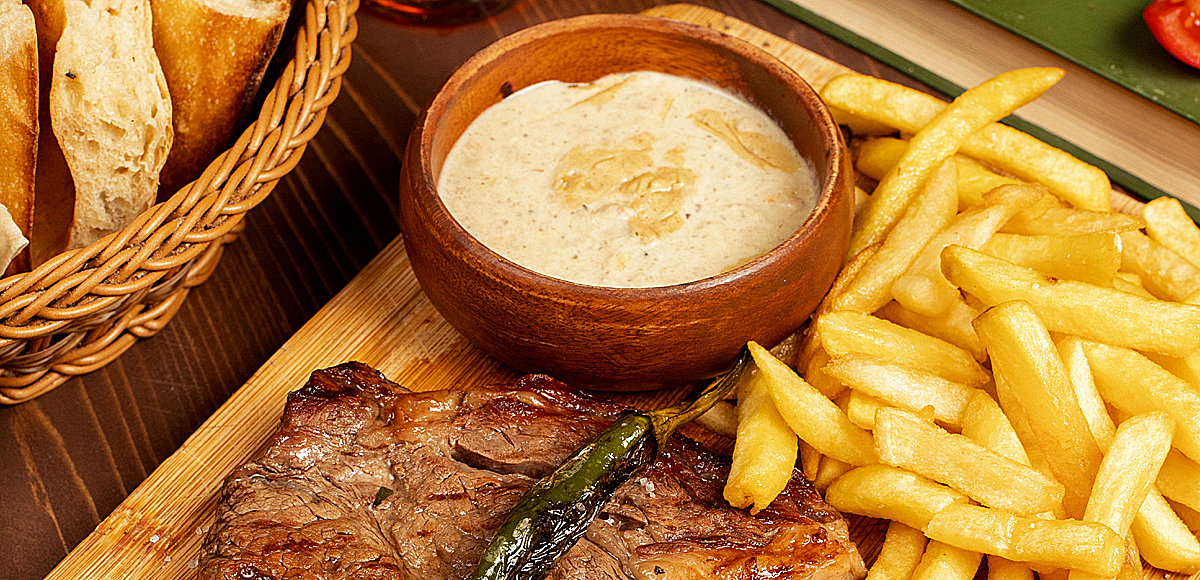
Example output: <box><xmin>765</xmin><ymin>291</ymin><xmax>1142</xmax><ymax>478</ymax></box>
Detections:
<box><xmin>0</xmin><ymin>0</ymin><xmax>1166</xmax><ymax>578</ymax></box>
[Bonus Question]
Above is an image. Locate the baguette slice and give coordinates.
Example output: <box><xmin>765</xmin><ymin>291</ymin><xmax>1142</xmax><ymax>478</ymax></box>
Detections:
<box><xmin>52</xmin><ymin>0</ymin><xmax>173</xmax><ymax>249</ymax></box>
<box><xmin>0</xmin><ymin>0</ymin><xmax>37</xmax><ymax>272</ymax></box>
<box><xmin>25</xmin><ymin>0</ymin><xmax>75</xmax><ymax>266</ymax></box>
<box><xmin>152</xmin><ymin>0</ymin><xmax>290</xmax><ymax>197</ymax></box>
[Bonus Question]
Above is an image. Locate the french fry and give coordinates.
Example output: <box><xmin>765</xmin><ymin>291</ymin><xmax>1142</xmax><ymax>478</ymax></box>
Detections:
<box><xmin>1000</xmin><ymin>206</ymin><xmax>1144</xmax><ymax>236</ymax></box>
<box><xmin>816</xmin><ymin>238</ymin><xmax>880</xmax><ymax>318</ymax></box>
<box><xmin>832</xmin><ymin>160</ymin><xmax>958</xmax><ymax>313</ymax></box>
<box><xmin>749</xmin><ymin>341</ymin><xmax>878</xmax><ymax>466</ymax></box>
<box><xmin>1142</xmin><ymin>351</ymin><xmax>1200</xmax><ymax>394</ymax></box>
<box><xmin>1130</xmin><ymin>488</ymin><xmax>1200</xmax><ymax>574</ymax></box>
<box><xmin>1070</xmin><ymin>412</ymin><xmax>1175</xmax><ymax>580</ymax></box>
<box><xmin>824</xmin><ymin>464</ymin><xmax>970</xmax><ymax>530</ymax></box>
<box><xmin>813</xmin><ymin>454</ymin><xmax>856</xmax><ymax>493</ymax></box>
<box><xmin>1114</xmin><ymin>537</ymin><xmax>1145</xmax><ymax>580</ymax></box>
<box><xmin>979</xmin><ymin>232</ymin><xmax>1121</xmax><ymax>287</ymax></box>
<box><xmin>874</xmin><ymin>407</ymin><xmax>1064</xmax><ymax>515</ymax></box>
<box><xmin>988</xmin><ymin>557</ymin><xmax>1035</xmax><ymax>580</ymax></box>
<box><xmin>824</xmin><ymin>354</ymin><xmax>976</xmax><ymax>427</ymax></box>
<box><xmin>1168</xmin><ymin>498</ymin><xmax>1200</xmax><ymax>533</ymax></box>
<box><xmin>799</xmin><ymin>439</ymin><xmax>822</xmax><ymax>482</ymax></box>
<box><xmin>854</xmin><ymin>136</ymin><xmax>1021</xmax><ymax>210</ymax></box>
<box><xmin>845</xmin><ymin>388</ymin><xmax>888</xmax><ymax>431</ymax></box>
<box><xmin>1158</xmin><ymin>450</ymin><xmax>1200</xmax><ymax>513</ymax></box>
<box><xmin>724</xmin><ymin>368</ymin><xmax>797</xmax><ymax>514</ymax></box>
<box><xmin>1143</xmin><ymin>196</ymin><xmax>1200</xmax><ymax>269</ymax></box>
<box><xmin>816</xmin><ymin>311</ymin><xmax>990</xmax><ymax>388</ymax></box>
<box><xmin>1081</xmin><ymin>340</ymin><xmax>1200</xmax><ymax>464</ymax></box>
<box><xmin>992</xmin><ymin>373</ymin><xmax>1061</xmax><ymax>496</ymax></box>
<box><xmin>1118</xmin><ymin>230</ymin><xmax>1200</xmax><ymax>302</ymax></box>
<box><xmin>832</xmin><ymin>106</ymin><xmax>898</xmax><ymax>137</ymax></box>
<box><xmin>868</xmin><ymin>521</ymin><xmax>928</xmax><ymax>580</ymax></box>
<box><xmin>802</xmin><ymin>347</ymin><xmax>846</xmax><ymax>399</ymax></box>
<box><xmin>876</xmin><ymin>299</ymin><xmax>986</xmax><ymax>362</ymax></box>
<box><xmin>892</xmin><ymin>185</ymin><xmax>1036</xmax><ymax>317</ymax></box>
<box><xmin>855</xmin><ymin>185</ymin><xmax>871</xmax><ymax>216</ymax></box>
<box><xmin>959</xmin><ymin>389</ymin><xmax>1030</xmax><ymax>467</ymax></box>
<box><xmin>911</xmin><ymin>541</ymin><xmax>982</xmax><ymax>580</ymax></box>
<box><xmin>820</xmin><ymin>72</ymin><xmax>1109</xmax><ymax>212</ymax></box>
<box><xmin>942</xmin><ymin>244</ymin><xmax>1200</xmax><ymax>357</ymax></box>
<box><xmin>1111</xmin><ymin>272</ymin><xmax>1158</xmax><ymax>299</ymax></box>
<box><xmin>1055</xmin><ymin>335</ymin><xmax>1117</xmax><ymax>450</ymax></box>
<box><xmin>828</xmin><ymin>67</ymin><xmax>1064</xmax><ymax>256</ymax></box>
<box><xmin>973</xmin><ymin>301</ymin><xmax>1104</xmax><ymax>519</ymax></box>
<box><xmin>923</xmin><ymin>504</ymin><xmax>1125</xmax><ymax>577</ymax></box>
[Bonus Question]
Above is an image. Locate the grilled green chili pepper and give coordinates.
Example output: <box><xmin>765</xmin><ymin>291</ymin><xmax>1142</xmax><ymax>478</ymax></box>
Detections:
<box><xmin>469</xmin><ymin>347</ymin><xmax>751</xmax><ymax>580</ymax></box>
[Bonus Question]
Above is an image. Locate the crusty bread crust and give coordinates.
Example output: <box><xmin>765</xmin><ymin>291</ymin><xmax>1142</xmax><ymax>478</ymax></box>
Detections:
<box><xmin>24</xmin><ymin>0</ymin><xmax>74</xmax><ymax>266</ymax></box>
<box><xmin>52</xmin><ymin>0</ymin><xmax>173</xmax><ymax>249</ymax></box>
<box><xmin>152</xmin><ymin>0</ymin><xmax>290</xmax><ymax>196</ymax></box>
<box><xmin>0</xmin><ymin>0</ymin><xmax>38</xmax><ymax>272</ymax></box>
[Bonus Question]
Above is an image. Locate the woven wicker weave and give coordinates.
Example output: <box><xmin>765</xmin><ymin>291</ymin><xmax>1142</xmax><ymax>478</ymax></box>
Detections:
<box><xmin>0</xmin><ymin>0</ymin><xmax>359</xmax><ymax>404</ymax></box>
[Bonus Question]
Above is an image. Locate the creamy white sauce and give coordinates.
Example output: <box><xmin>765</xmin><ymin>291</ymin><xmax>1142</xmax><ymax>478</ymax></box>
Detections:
<box><xmin>437</xmin><ymin>71</ymin><xmax>818</xmax><ymax>288</ymax></box>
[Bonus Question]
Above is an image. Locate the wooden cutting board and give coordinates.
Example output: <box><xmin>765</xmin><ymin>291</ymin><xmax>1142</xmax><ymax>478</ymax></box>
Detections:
<box><xmin>41</xmin><ymin>5</ymin><xmax>1181</xmax><ymax>580</ymax></box>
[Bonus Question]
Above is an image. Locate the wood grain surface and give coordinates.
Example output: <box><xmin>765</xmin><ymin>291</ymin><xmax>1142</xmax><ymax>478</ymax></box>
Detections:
<box><xmin>0</xmin><ymin>1</ymin><xmax>1179</xmax><ymax>579</ymax></box>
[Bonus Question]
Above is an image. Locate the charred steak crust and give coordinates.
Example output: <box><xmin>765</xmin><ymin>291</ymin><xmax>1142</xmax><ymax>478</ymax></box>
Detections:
<box><xmin>199</xmin><ymin>362</ymin><xmax>865</xmax><ymax>580</ymax></box>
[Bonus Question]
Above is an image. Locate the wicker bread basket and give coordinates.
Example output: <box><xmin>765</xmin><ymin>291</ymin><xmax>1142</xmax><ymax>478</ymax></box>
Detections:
<box><xmin>0</xmin><ymin>0</ymin><xmax>358</xmax><ymax>404</ymax></box>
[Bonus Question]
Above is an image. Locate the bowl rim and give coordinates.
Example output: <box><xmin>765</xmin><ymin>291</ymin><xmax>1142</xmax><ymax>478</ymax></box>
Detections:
<box><xmin>413</xmin><ymin>12</ymin><xmax>849</xmax><ymax>302</ymax></box>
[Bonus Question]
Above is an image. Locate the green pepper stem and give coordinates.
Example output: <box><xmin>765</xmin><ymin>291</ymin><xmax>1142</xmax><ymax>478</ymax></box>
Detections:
<box><xmin>645</xmin><ymin>345</ymin><xmax>751</xmax><ymax>441</ymax></box>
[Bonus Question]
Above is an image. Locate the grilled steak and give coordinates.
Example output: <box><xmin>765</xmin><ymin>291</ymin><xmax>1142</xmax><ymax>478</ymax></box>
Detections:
<box><xmin>199</xmin><ymin>362</ymin><xmax>866</xmax><ymax>580</ymax></box>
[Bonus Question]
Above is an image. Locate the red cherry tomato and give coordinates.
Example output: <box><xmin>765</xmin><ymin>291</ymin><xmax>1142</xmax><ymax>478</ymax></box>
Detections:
<box><xmin>1144</xmin><ymin>0</ymin><xmax>1200</xmax><ymax>69</ymax></box>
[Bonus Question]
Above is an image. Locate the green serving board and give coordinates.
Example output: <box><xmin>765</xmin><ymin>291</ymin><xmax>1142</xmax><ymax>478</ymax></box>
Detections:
<box><xmin>945</xmin><ymin>0</ymin><xmax>1200</xmax><ymax>125</ymax></box>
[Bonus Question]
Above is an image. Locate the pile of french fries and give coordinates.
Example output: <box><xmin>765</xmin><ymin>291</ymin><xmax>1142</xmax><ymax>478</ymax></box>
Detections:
<box><xmin>721</xmin><ymin>67</ymin><xmax>1200</xmax><ymax>580</ymax></box>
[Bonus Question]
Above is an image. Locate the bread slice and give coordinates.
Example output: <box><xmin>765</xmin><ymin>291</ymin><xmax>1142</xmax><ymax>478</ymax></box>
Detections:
<box><xmin>51</xmin><ymin>0</ymin><xmax>173</xmax><ymax>249</ymax></box>
<box><xmin>152</xmin><ymin>0</ymin><xmax>290</xmax><ymax>197</ymax></box>
<box><xmin>24</xmin><ymin>0</ymin><xmax>75</xmax><ymax>266</ymax></box>
<box><xmin>0</xmin><ymin>0</ymin><xmax>37</xmax><ymax>272</ymax></box>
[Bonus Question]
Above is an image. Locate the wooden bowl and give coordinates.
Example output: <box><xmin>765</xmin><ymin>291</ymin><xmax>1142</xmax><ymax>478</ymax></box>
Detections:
<box><xmin>398</xmin><ymin>13</ymin><xmax>853</xmax><ymax>390</ymax></box>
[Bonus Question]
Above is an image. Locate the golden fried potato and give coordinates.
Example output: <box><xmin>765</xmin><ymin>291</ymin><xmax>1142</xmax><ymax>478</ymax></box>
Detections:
<box><xmin>876</xmin><ymin>299</ymin><xmax>986</xmax><ymax>362</ymax></box>
<box><xmin>1143</xmin><ymin>196</ymin><xmax>1200</xmax><ymax>269</ymax></box>
<box><xmin>1081</xmin><ymin>412</ymin><xmax>1174</xmax><ymax>539</ymax></box>
<box><xmin>924</xmin><ymin>504</ymin><xmax>1124</xmax><ymax>577</ymax></box>
<box><xmin>892</xmin><ymin>185</ymin><xmax>1034</xmax><ymax>317</ymax></box>
<box><xmin>826</xmin><ymin>68</ymin><xmax>1064</xmax><ymax>256</ymax></box>
<box><xmin>816</xmin><ymin>311</ymin><xmax>990</xmax><ymax>388</ymax></box>
<box><xmin>1081</xmin><ymin>340</ymin><xmax>1200</xmax><ymax>464</ymax></box>
<box><xmin>832</xmin><ymin>160</ymin><xmax>958</xmax><ymax>314</ymax></box>
<box><xmin>1118</xmin><ymin>230</ymin><xmax>1200</xmax><ymax>302</ymax></box>
<box><xmin>911</xmin><ymin>541</ymin><xmax>981</xmax><ymax>580</ymax></box>
<box><xmin>979</xmin><ymin>232</ymin><xmax>1120</xmax><ymax>286</ymax></box>
<box><xmin>749</xmin><ymin>341</ymin><xmax>878</xmax><ymax>466</ymax></box>
<box><xmin>943</xmin><ymin>245</ymin><xmax>1200</xmax><ymax>357</ymax></box>
<box><xmin>874</xmin><ymin>407</ymin><xmax>1063</xmax><ymax>515</ymax></box>
<box><xmin>724</xmin><ymin>369</ymin><xmax>796</xmax><ymax>514</ymax></box>
<box><xmin>958</xmin><ymin>390</ymin><xmax>1030</xmax><ymax>467</ymax></box>
<box><xmin>868</xmin><ymin>521</ymin><xmax>928</xmax><ymax>580</ymax></box>
<box><xmin>820</xmin><ymin>72</ymin><xmax>1109</xmax><ymax>212</ymax></box>
<box><xmin>1130</xmin><ymin>489</ymin><xmax>1200</xmax><ymax>573</ymax></box>
<box><xmin>824</xmin><ymin>354</ymin><xmax>976</xmax><ymax>428</ymax></box>
<box><xmin>825</xmin><ymin>464</ymin><xmax>970</xmax><ymax>530</ymax></box>
<box><xmin>854</xmin><ymin>136</ymin><xmax>1021</xmax><ymax>210</ymax></box>
<box><xmin>973</xmin><ymin>301</ymin><xmax>1103</xmax><ymax>519</ymax></box>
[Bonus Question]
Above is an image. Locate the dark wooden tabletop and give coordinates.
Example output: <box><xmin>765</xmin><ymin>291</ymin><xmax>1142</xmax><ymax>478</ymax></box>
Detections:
<box><xmin>0</xmin><ymin>0</ymin><xmax>924</xmax><ymax>577</ymax></box>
